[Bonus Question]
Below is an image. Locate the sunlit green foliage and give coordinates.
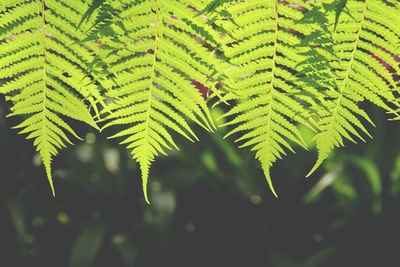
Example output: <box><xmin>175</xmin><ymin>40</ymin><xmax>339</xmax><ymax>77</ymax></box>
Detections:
<box><xmin>297</xmin><ymin>0</ymin><xmax>400</xmax><ymax>176</ymax></box>
<box><xmin>0</xmin><ymin>0</ymin><xmax>101</xmax><ymax>195</ymax></box>
<box><xmin>0</xmin><ymin>0</ymin><xmax>399</xmax><ymax>201</ymax></box>
<box><xmin>214</xmin><ymin>0</ymin><xmax>316</xmax><ymax>194</ymax></box>
<box><xmin>91</xmin><ymin>0</ymin><xmax>224</xmax><ymax>203</ymax></box>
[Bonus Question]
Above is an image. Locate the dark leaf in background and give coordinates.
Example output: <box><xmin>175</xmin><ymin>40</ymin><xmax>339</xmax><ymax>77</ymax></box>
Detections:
<box><xmin>69</xmin><ymin>223</ymin><xmax>106</xmax><ymax>267</ymax></box>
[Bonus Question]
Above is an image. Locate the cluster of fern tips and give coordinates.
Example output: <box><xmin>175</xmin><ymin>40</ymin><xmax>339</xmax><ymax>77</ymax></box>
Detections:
<box><xmin>0</xmin><ymin>0</ymin><xmax>399</xmax><ymax>203</ymax></box>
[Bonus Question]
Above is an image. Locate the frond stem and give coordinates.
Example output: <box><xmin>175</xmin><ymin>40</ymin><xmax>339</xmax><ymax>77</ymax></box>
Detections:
<box><xmin>143</xmin><ymin>0</ymin><xmax>160</xmax><ymax>150</ymax></box>
<box><xmin>40</xmin><ymin>0</ymin><xmax>55</xmax><ymax>196</ymax></box>
<box><xmin>140</xmin><ymin>0</ymin><xmax>161</xmax><ymax>204</ymax></box>
<box><xmin>262</xmin><ymin>0</ymin><xmax>279</xmax><ymax>197</ymax></box>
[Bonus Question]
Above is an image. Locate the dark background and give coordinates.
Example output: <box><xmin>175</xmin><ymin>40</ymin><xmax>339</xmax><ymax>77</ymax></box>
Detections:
<box><xmin>1</xmin><ymin>100</ymin><xmax>400</xmax><ymax>267</ymax></box>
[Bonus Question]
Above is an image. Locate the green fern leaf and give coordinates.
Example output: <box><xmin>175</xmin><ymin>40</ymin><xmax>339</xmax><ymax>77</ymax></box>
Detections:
<box><xmin>0</xmin><ymin>0</ymin><xmax>101</xmax><ymax>194</ymax></box>
<box><xmin>215</xmin><ymin>0</ymin><xmax>315</xmax><ymax>196</ymax></box>
<box><xmin>298</xmin><ymin>0</ymin><xmax>400</xmax><ymax>176</ymax></box>
<box><xmin>90</xmin><ymin>0</ymin><xmax>222</xmax><ymax>203</ymax></box>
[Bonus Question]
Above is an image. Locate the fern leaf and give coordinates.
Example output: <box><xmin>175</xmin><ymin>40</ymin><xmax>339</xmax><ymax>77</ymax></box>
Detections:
<box><xmin>215</xmin><ymin>0</ymin><xmax>314</xmax><ymax>196</ymax></box>
<box><xmin>91</xmin><ymin>0</ymin><xmax>222</xmax><ymax>203</ymax></box>
<box><xmin>0</xmin><ymin>0</ymin><xmax>100</xmax><ymax>194</ymax></box>
<box><xmin>299</xmin><ymin>0</ymin><xmax>400</xmax><ymax>176</ymax></box>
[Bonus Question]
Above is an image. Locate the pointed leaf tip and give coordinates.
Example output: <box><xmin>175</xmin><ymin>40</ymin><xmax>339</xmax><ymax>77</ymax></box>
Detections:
<box><xmin>306</xmin><ymin>159</ymin><xmax>323</xmax><ymax>178</ymax></box>
<box><xmin>262</xmin><ymin>165</ymin><xmax>278</xmax><ymax>198</ymax></box>
<box><xmin>44</xmin><ymin>163</ymin><xmax>56</xmax><ymax>197</ymax></box>
<box><xmin>143</xmin><ymin>185</ymin><xmax>150</xmax><ymax>205</ymax></box>
<box><xmin>267</xmin><ymin>178</ymin><xmax>278</xmax><ymax>198</ymax></box>
<box><xmin>140</xmin><ymin>160</ymin><xmax>151</xmax><ymax>205</ymax></box>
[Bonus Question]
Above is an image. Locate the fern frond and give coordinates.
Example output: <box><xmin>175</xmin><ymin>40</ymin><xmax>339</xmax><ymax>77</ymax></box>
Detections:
<box><xmin>215</xmin><ymin>0</ymin><xmax>315</xmax><ymax>195</ymax></box>
<box><xmin>299</xmin><ymin>0</ymin><xmax>400</xmax><ymax>176</ymax></box>
<box><xmin>91</xmin><ymin>0</ymin><xmax>222</xmax><ymax>203</ymax></box>
<box><xmin>0</xmin><ymin>0</ymin><xmax>100</xmax><ymax>194</ymax></box>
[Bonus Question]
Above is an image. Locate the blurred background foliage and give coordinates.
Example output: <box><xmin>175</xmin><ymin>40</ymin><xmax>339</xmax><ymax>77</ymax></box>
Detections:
<box><xmin>1</xmin><ymin>98</ymin><xmax>400</xmax><ymax>267</ymax></box>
